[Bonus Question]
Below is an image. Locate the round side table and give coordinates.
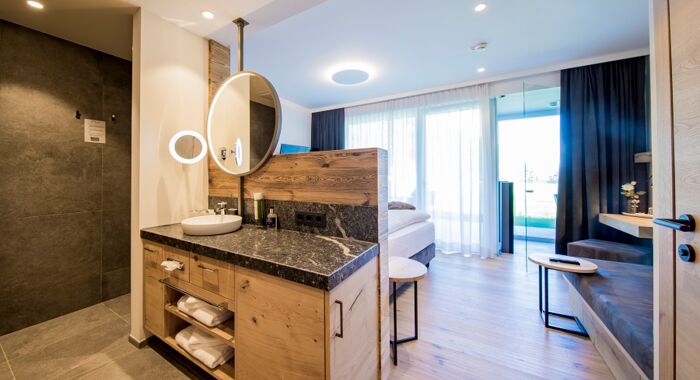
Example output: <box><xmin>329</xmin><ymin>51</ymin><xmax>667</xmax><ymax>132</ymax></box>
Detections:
<box><xmin>527</xmin><ymin>253</ymin><xmax>598</xmax><ymax>337</ymax></box>
<box><xmin>388</xmin><ymin>256</ymin><xmax>427</xmax><ymax>365</ymax></box>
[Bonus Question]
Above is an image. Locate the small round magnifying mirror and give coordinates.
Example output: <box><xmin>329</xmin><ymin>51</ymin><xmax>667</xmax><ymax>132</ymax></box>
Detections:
<box><xmin>169</xmin><ymin>130</ymin><xmax>208</xmax><ymax>164</ymax></box>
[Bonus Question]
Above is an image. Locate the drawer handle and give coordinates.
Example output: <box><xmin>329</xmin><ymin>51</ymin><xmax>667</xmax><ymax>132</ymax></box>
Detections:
<box><xmin>144</xmin><ymin>247</ymin><xmax>156</xmax><ymax>253</ymax></box>
<box><xmin>241</xmin><ymin>279</ymin><xmax>250</xmax><ymax>290</ymax></box>
<box><xmin>335</xmin><ymin>300</ymin><xmax>344</xmax><ymax>338</ymax></box>
<box><xmin>197</xmin><ymin>264</ymin><xmax>218</xmax><ymax>272</ymax></box>
<box><xmin>158</xmin><ymin>278</ymin><xmax>228</xmax><ymax>311</ymax></box>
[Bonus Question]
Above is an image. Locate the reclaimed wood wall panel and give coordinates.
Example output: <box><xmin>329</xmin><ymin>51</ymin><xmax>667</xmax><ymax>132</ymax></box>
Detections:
<box><xmin>208</xmin><ymin>39</ymin><xmax>232</xmax><ymax>195</ymax></box>
<box><xmin>241</xmin><ymin>148</ymin><xmax>380</xmax><ymax>207</ymax></box>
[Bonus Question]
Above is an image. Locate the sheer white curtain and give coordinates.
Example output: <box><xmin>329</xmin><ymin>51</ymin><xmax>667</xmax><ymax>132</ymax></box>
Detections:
<box><xmin>346</xmin><ymin>84</ymin><xmax>498</xmax><ymax>258</ymax></box>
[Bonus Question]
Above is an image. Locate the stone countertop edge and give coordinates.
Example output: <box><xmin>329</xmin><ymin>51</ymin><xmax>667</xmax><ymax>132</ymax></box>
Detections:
<box><xmin>140</xmin><ymin>226</ymin><xmax>379</xmax><ymax>291</ymax></box>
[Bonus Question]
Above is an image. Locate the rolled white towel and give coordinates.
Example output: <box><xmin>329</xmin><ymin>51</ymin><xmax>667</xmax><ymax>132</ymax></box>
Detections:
<box><xmin>175</xmin><ymin>326</ymin><xmax>234</xmax><ymax>369</ymax></box>
<box><xmin>177</xmin><ymin>295</ymin><xmax>233</xmax><ymax>327</ymax></box>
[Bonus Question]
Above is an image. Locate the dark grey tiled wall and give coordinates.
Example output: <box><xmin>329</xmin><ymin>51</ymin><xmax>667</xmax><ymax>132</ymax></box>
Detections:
<box><xmin>0</xmin><ymin>21</ymin><xmax>131</xmax><ymax>334</ymax></box>
<box><xmin>249</xmin><ymin>101</ymin><xmax>275</xmax><ymax>164</ymax></box>
<box><xmin>208</xmin><ymin>196</ymin><xmax>379</xmax><ymax>242</ymax></box>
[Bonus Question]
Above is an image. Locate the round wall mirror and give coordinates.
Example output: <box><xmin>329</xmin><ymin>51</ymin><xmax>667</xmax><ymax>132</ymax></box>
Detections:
<box><xmin>169</xmin><ymin>130</ymin><xmax>207</xmax><ymax>164</ymax></box>
<box><xmin>207</xmin><ymin>71</ymin><xmax>282</xmax><ymax>176</ymax></box>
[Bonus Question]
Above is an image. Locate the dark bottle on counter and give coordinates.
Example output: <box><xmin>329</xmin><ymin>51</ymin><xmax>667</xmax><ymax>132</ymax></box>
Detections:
<box><xmin>265</xmin><ymin>207</ymin><xmax>278</xmax><ymax>229</ymax></box>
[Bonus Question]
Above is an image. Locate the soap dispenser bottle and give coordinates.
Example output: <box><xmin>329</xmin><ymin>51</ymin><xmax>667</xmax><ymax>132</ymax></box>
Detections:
<box><xmin>266</xmin><ymin>208</ymin><xmax>278</xmax><ymax>230</ymax></box>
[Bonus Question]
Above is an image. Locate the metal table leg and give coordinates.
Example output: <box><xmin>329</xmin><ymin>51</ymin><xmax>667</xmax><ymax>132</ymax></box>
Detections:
<box><xmin>538</xmin><ymin>266</ymin><xmax>589</xmax><ymax>337</ymax></box>
<box><xmin>391</xmin><ymin>280</ymin><xmax>420</xmax><ymax>365</ymax></box>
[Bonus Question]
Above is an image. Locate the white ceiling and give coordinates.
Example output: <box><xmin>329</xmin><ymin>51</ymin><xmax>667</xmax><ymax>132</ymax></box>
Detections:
<box><xmin>1</xmin><ymin>0</ymin><xmax>650</xmax><ymax>110</ymax></box>
<box><xmin>0</xmin><ymin>0</ymin><xmax>324</xmax><ymax>60</ymax></box>
<box><xmin>0</xmin><ymin>0</ymin><xmax>137</xmax><ymax>60</ymax></box>
<box><xmin>233</xmin><ymin>0</ymin><xmax>650</xmax><ymax>109</ymax></box>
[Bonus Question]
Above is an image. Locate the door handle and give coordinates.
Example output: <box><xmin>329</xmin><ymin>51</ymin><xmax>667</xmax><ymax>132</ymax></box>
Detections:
<box><xmin>335</xmin><ymin>300</ymin><xmax>344</xmax><ymax>338</ymax></box>
<box><xmin>653</xmin><ymin>214</ymin><xmax>695</xmax><ymax>232</ymax></box>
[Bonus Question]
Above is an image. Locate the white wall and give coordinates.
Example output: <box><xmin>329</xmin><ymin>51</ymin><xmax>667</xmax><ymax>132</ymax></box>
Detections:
<box><xmin>130</xmin><ymin>8</ymin><xmax>209</xmax><ymax>342</ymax></box>
<box><xmin>276</xmin><ymin>98</ymin><xmax>312</xmax><ymax>153</ymax></box>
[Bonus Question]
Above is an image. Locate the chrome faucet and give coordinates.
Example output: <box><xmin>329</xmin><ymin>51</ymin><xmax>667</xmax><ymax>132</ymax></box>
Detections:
<box><xmin>215</xmin><ymin>201</ymin><xmax>227</xmax><ymax>215</ymax></box>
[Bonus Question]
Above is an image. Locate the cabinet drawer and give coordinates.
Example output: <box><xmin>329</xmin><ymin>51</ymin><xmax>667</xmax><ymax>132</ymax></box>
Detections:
<box><xmin>190</xmin><ymin>254</ymin><xmax>235</xmax><ymax>301</ymax></box>
<box><xmin>144</xmin><ymin>243</ymin><xmax>163</xmax><ymax>278</ymax></box>
<box><xmin>162</xmin><ymin>247</ymin><xmax>190</xmax><ymax>282</ymax></box>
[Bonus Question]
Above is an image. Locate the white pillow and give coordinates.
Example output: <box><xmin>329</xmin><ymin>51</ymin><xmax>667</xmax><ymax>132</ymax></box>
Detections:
<box><xmin>388</xmin><ymin>210</ymin><xmax>431</xmax><ymax>234</ymax></box>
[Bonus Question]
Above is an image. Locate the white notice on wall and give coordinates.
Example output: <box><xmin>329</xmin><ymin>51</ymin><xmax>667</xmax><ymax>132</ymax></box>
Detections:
<box><xmin>84</xmin><ymin>119</ymin><xmax>106</xmax><ymax>144</ymax></box>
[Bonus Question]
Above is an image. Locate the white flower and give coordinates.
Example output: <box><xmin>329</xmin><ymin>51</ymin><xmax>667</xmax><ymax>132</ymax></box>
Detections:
<box><xmin>622</xmin><ymin>183</ymin><xmax>634</xmax><ymax>191</ymax></box>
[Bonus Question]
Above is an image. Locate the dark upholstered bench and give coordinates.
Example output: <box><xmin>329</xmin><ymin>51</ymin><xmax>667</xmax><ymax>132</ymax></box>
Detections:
<box><xmin>568</xmin><ymin>239</ymin><xmax>652</xmax><ymax>265</ymax></box>
<box><xmin>563</xmin><ymin>259</ymin><xmax>652</xmax><ymax>379</ymax></box>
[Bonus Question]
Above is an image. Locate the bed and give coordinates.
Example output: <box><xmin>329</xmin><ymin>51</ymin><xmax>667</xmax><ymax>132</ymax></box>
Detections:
<box><xmin>387</xmin><ymin>209</ymin><xmax>436</xmax><ymax>267</ymax></box>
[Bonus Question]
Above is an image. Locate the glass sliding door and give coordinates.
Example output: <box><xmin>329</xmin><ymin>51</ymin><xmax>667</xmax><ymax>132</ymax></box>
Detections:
<box><xmin>496</xmin><ymin>83</ymin><xmax>560</xmax><ymax>264</ymax></box>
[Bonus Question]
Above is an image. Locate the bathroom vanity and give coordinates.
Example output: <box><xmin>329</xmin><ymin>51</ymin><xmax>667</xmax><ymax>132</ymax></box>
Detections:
<box><xmin>141</xmin><ymin>224</ymin><xmax>381</xmax><ymax>380</ymax></box>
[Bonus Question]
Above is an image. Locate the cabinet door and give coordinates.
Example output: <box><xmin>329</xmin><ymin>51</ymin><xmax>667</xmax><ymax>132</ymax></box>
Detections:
<box><xmin>190</xmin><ymin>254</ymin><xmax>235</xmax><ymax>301</ymax></box>
<box><xmin>235</xmin><ymin>267</ymin><xmax>326</xmax><ymax>380</ymax></box>
<box><xmin>144</xmin><ymin>275</ymin><xmax>165</xmax><ymax>337</ymax></box>
<box><xmin>328</xmin><ymin>257</ymin><xmax>379</xmax><ymax>380</ymax></box>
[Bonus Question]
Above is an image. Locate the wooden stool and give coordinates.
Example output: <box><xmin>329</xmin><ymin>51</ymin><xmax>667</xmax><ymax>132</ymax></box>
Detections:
<box><xmin>388</xmin><ymin>256</ymin><xmax>427</xmax><ymax>365</ymax></box>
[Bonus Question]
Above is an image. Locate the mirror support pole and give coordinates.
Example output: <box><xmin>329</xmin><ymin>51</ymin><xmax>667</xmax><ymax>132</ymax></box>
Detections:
<box><xmin>233</xmin><ymin>18</ymin><xmax>249</xmax><ymax>72</ymax></box>
<box><xmin>237</xmin><ymin>176</ymin><xmax>244</xmax><ymax>218</ymax></box>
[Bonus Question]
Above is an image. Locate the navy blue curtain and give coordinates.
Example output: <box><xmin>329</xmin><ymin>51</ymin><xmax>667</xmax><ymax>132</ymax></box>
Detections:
<box><xmin>555</xmin><ymin>56</ymin><xmax>650</xmax><ymax>254</ymax></box>
<box><xmin>311</xmin><ymin>108</ymin><xmax>345</xmax><ymax>151</ymax></box>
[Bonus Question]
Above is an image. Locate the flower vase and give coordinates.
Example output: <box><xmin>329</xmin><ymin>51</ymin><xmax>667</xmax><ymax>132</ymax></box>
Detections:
<box><xmin>627</xmin><ymin>199</ymin><xmax>638</xmax><ymax>214</ymax></box>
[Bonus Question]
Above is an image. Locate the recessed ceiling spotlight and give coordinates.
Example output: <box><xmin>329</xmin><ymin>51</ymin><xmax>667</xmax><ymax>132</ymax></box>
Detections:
<box><xmin>477</xmin><ymin>67</ymin><xmax>486</xmax><ymax>73</ymax></box>
<box><xmin>327</xmin><ymin>63</ymin><xmax>375</xmax><ymax>85</ymax></box>
<box><xmin>201</xmin><ymin>11</ymin><xmax>214</xmax><ymax>19</ymax></box>
<box><xmin>27</xmin><ymin>1</ymin><xmax>44</xmax><ymax>9</ymax></box>
<box><xmin>471</xmin><ymin>42</ymin><xmax>488</xmax><ymax>52</ymax></box>
<box><xmin>474</xmin><ymin>3</ymin><xmax>487</xmax><ymax>12</ymax></box>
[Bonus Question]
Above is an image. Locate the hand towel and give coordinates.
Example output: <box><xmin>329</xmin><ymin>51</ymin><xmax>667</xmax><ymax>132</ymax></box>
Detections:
<box><xmin>177</xmin><ymin>295</ymin><xmax>233</xmax><ymax>327</ymax></box>
<box><xmin>161</xmin><ymin>260</ymin><xmax>184</xmax><ymax>272</ymax></box>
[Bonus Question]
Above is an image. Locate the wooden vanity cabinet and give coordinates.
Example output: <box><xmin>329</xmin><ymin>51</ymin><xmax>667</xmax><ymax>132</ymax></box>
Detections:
<box><xmin>143</xmin><ymin>239</ymin><xmax>380</xmax><ymax>380</ymax></box>
<box><xmin>235</xmin><ymin>257</ymin><xmax>379</xmax><ymax>380</ymax></box>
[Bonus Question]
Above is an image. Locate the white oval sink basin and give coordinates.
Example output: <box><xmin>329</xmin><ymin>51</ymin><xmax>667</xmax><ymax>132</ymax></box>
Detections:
<box><xmin>181</xmin><ymin>215</ymin><xmax>242</xmax><ymax>236</ymax></box>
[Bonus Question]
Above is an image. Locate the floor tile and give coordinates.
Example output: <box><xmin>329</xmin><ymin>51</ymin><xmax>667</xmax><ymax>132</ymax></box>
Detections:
<box><xmin>103</xmin><ymin>294</ymin><xmax>130</xmax><ymax>321</ymax></box>
<box><xmin>73</xmin><ymin>347</ymin><xmax>188</xmax><ymax>380</ymax></box>
<box><xmin>0</xmin><ymin>361</ymin><xmax>14</xmax><ymax>380</ymax></box>
<box><xmin>0</xmin><ymin>304</ymin><xmax>120</xmax><ymax>361</ymax></box>
<box><xmin>9</xmin><ymin>318</ymin><xmax>132</xmax><ymax>380</ymax></box>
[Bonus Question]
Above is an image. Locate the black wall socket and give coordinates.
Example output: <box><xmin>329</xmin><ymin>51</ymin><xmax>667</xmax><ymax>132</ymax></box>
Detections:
<box><xmin>295</xmin><ymin>211</ymin><xmax>327</xmax><ymax>228</ymax></box>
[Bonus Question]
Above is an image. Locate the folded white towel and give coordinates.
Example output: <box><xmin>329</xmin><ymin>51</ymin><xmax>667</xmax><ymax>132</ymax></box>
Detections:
<box><xmin>175</xmin><ymin>326</ymin><xmax>234</xmax><ymax>369</ymax></box>
<box><xmin>177</xmin><ymin>295</ymin><xmax>233</xmax><ymax>327</ymax></box>
<box><xmin>161</xmin><ymin>260</ymin><xmax>184</xmax><ymax>272</ymax></box>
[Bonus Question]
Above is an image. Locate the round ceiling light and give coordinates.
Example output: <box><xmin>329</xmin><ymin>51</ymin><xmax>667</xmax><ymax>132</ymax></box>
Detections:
<box><xmin>202</xmin><ymin>11</ymin><xmax>214</xmax><ymax>19</ymax></box>
<box><xmin>327</xmin><ymin>63</ymin><xmax>375</xmax><ymax>85</ymax></box>
<box><xmin>27</xmin><ymin>1</ymin><xmax>44</xmax><ymax>9</ymax></box>
<box><xmin>331</xmin><ymin>69</ymin><xmax>370</xmax><ymax>85</ymax></box>
<box><xmin>474</xmin><ymin>3</ymin><xmax>487</xmax><ymax>12</ymax></box>
<box><xmin>477</xmin><ymin>67</ymin><xmax>486</xmax><ymax>73</ymax></box>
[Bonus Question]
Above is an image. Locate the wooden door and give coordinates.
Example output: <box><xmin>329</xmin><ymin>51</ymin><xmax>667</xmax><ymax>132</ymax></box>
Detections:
<box><xmin>666</xmin><ymin>0</ymin><xmax>700</xmax><ymax>378</ymax></box>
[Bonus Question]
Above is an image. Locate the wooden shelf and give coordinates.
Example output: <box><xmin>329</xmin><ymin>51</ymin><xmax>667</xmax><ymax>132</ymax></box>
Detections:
<box><xmin>599</xmin><ymin>213</ymin><xmax>653</xmax><ymax>239</ymax></box>
<box><xmin>163</xmin><ymin>336</ymin><xmax>235</xmax><ymax>380</ymax></box>
<box><xmin>164</xmin><ymin>304</ymin><xmax>235</xmax><ymax>348</ymax></box>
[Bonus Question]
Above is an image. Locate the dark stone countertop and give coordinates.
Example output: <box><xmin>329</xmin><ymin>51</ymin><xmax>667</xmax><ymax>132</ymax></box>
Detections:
<box><xmin>140</xmin><ymin>224</ymin><xmax>379</xmax><ymax>291</ymax></box>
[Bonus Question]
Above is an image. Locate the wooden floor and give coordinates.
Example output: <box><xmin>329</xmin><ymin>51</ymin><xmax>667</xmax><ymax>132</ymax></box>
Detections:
<box><xmin>389</xmin><ymin>252</ymin><xmax>614</xmax><ymax>380</ymax></box>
